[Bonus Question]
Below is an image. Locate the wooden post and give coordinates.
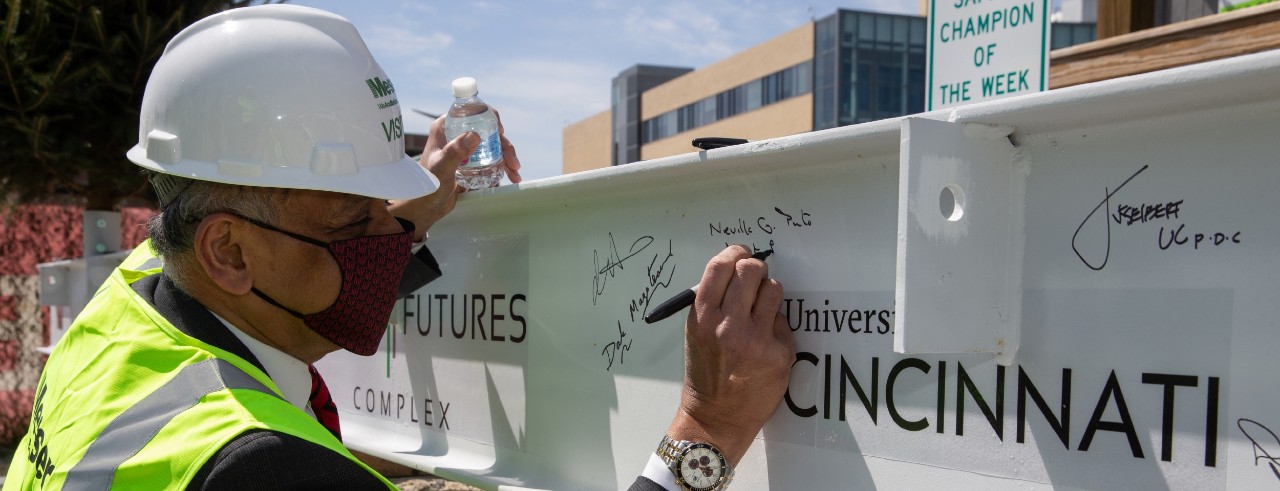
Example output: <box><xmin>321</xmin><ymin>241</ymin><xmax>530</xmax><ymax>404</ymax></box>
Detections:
<box><xmin>1098</xmin><ymin>0</ymin><xmax>1158</xmax><ymax>38</ymax></box>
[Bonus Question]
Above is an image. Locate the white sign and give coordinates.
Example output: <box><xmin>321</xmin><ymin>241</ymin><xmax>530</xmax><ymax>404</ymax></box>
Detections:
<box><xmin>927</xmin><ymin>0</ymin><xmax>1051</xmax><ymax>110</ymax></box>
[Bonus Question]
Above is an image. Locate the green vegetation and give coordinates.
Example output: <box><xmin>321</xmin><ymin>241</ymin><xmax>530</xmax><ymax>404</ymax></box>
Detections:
<box><xmin>1</xmin><ymin>0</ymin><xmax>266</xmax><ymax>210</ymax></box>
<box><xmin>1222</xmin><ymin>0</ymin><xmax>1276</xmax><ymax>12</ymax></box>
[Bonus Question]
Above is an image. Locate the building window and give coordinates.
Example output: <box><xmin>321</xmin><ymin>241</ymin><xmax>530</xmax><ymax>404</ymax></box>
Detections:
<box><xmin>1051</xmin><ymin>22</ymin><xmax>1097</xmax><ymax>50</ymax></box>
<box><xmin>746</xmin><ymin>80</ymin><xmax>763</xmax><ymax>111</ymax></box>
<box><xmin>641</xmin><ymin>60</ymin><xmax>814</xmax><ymax>144</ymax></box>
<box><xmin>697</xmin><ymin>98</ymin><xmax>716</xmax><ymax>127</ymax></box>
<box><xmin>825</xmin><ymin>10</ymin><xmax>929</xmax><ymax>126</ymax></box>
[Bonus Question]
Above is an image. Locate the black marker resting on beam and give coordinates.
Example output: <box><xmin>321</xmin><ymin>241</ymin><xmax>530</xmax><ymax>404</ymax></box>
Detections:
<box><xmin>644</xmin><ymin>249</ymin><xmax>774</xmax><ymax>324</ymax></box>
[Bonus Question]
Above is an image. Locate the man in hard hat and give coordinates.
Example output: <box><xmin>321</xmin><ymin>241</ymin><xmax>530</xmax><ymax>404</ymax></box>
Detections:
<box><xmin>4</xmin><ymin>5</ymin><xmax>792</xmax><ymax>491</ymax></box>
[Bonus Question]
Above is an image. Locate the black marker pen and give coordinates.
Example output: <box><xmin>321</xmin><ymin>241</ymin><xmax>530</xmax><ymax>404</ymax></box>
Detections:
<box><xmin>643</xmin><ymin>249</ymin><xmax>774</xmax><ymax>324</ymax></box>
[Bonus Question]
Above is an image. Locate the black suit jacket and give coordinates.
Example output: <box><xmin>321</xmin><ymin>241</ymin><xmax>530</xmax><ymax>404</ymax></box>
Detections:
<box><xmin>629</xmin><ymin>476</ymin><xmax>668</xmax><ymax>490</ymax></box>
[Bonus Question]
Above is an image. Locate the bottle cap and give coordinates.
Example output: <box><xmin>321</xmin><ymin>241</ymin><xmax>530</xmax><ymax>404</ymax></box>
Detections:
<box><xmin>451</xmin><ymin>77</ymin><xmax>478</xmax><ymax>98</ymax></box>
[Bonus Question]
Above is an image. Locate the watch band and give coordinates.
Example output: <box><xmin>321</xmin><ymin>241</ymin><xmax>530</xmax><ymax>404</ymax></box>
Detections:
<box><xmin>656</xmin><ymin>436</ymin><xmax>688</xmax><ymax>475</ymax></box>
<box><xmin>656</xmin><ymin>435</ymin><xmax>735</xmax><ymax>490</ymax></box>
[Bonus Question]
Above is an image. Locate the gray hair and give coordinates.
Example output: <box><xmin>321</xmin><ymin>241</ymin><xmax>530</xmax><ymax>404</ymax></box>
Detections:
<box><xmin>146</xmin><ymin>176</ymin><xmax>282</xmax><ymax>292</ymax></box>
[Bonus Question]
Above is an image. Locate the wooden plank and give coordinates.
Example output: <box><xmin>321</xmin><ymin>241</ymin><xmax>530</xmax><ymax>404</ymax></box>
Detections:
<box><xmin>1050</xmin><ymin>2</ymin><xmax>1280</xmax><ymax>88</ymax></box>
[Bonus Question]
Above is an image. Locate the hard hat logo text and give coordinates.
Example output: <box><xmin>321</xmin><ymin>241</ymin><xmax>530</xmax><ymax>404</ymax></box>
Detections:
<box><xmin>366</xmin><ymin>77</ymin><xmax>396</xmax><ymax>99</ymax></box>
<box><xmin>382</xmin><ymin>116</ymin><xmax>403</xmax><ymax>142</ymax></box>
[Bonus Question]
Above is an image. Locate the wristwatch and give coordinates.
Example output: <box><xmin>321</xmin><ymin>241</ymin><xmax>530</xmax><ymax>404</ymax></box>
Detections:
<box><xmin>656</xmin><ymin>435</ymin><xmax>735</xmax><ymax>490</ymax></box>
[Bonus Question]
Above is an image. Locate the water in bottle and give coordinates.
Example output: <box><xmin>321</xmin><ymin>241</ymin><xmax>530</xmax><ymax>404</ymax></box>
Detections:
<box><xmin>443</xmin><ymin>77</ymin><xmax>504</xmax><ymax>190</ymax></box>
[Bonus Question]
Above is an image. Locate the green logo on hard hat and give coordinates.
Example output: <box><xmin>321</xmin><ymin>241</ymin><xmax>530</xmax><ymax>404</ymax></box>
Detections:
<box><xmin>366</xmin><ymin>77</ymin><xmax>395</xmax><ymax>99</ymax></box>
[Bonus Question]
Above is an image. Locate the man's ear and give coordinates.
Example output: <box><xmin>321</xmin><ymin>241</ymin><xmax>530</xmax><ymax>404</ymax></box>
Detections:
<box><xmin>194</xmin><ymin>213</ymin><xmax>253</xmax><ymax>295</ymax></box>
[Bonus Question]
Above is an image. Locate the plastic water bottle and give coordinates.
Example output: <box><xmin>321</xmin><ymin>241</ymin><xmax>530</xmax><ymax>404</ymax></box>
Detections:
<box><xmin>444</xmin><ymin>77</ymin><xmax>504</xmax><ymax>190</ymax></box>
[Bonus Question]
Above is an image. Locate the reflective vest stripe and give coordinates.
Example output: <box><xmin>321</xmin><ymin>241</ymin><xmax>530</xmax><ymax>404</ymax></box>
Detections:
<box><xmin>136</xmin><ymin>258</ymin><xmax>162</xmax><ymax>271</ymax></box>
<box><xmin>63</xmin><ymin>359</ymin><xmax>274</xmax><ymax>490</ymax></box>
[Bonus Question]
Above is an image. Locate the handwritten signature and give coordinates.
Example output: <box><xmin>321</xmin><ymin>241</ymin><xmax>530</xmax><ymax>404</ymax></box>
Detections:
<box><xmin>628</xmin><ymin>239</ymin><xmax>677</xmax><ymax>322</ymax></box>
<box><xmin>1071</xmin><ymin>165</ymin><xmax>1149</xmax><ymax>270</ymax></box>
<box><xmin>774</xmin><ymin>206</ymin><xmax>813</xmax><ymax>228</ymax></box>
<box><xmin>601</xmin><ymin>321</ymin><xmax>633</xmax><ymax>371</ymax></box>
<box><xmin>709</xmin><ymin>206</ymin><xmax>816</xmax><ymax>238</ymax></box>
<box><xmin>1239</xmin><ymin>418</ymin><xmax>1280</xmax><ymax>481</ymax></box>
<box><xmin>593</xmin><ymin>233</ymin><xmax>654</xmax><ymax>305</ymax></box>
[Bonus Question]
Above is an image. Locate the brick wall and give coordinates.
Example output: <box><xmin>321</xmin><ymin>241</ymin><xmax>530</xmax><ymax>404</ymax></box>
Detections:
<box><xmin>0</xmin><ymin>205</ymin><xmax>153</xmax><ymax>445</ymax></box>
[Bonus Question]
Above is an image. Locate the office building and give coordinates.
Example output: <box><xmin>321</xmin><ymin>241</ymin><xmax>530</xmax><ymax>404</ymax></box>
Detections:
<box><xmin>563</xmin><ymin>9</ymin><xmax>1096</xmax><ymax>174</ymax></box>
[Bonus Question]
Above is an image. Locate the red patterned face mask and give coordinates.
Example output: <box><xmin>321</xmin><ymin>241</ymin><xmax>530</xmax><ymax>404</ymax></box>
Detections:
<box><xmin>237</xmin><ymin>214</ymin><xmax>413</xmax><ymax>356</ymax></box>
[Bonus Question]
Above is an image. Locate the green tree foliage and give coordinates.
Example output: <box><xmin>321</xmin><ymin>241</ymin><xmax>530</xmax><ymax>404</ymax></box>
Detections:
<box><xmin>0</xmin><ymin>0</ymin><xmax>263</xmax><ymax>209</ymax></box>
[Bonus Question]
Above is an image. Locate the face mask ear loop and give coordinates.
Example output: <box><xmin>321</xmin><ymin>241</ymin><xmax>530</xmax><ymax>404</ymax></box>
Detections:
<box><xmin>394</xmin><ymin>217</ymin><xmax>416</xmax><ymax>236</ymax></box>
<box><xmin>233</xmin><ymin>214</ymin><xmax>331</xmax><ymax>248</ymax></box>
<box><xmin>250</xmin><ymin>287</ymin><xmax>307</xmax><ymax>319</ymax></box>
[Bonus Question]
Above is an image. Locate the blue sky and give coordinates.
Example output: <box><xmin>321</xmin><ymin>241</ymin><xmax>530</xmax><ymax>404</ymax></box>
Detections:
<box><xmin>292</xmin><ymin>1</ymin><xmax>921</xmax><ymax>182</ymax></box>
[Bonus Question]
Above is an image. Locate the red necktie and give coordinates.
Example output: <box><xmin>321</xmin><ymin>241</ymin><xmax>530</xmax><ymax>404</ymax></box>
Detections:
<box><xmin>308</xmin><ymin>365</ymin><xmax>342</xmax><ymax>441</ymax></box>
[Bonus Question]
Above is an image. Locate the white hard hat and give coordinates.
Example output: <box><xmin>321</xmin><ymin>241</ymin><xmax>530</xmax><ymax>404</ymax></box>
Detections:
<box><xmin>126</xmin><ymin>4</ymin><xmax>438</xmax><ymax>200</ymax></box>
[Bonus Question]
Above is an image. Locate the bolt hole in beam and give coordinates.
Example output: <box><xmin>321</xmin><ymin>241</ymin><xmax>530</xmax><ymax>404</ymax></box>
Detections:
<box><xmin>940</xmin><ymin>184</ymin><xmax>966</xmax><ymax>222</ymax></box>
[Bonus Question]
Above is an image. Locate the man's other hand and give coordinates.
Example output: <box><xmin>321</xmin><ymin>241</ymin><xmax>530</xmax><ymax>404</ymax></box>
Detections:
<box><xmin>389</xmin><ymin>112</ymin><xmax>522</xmax><ymax>240</ymax></box>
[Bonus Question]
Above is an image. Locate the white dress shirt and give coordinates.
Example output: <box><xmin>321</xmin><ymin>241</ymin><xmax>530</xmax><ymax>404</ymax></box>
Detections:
<box><xmin>211</xmin><ymin>312</ymin><xmax>315</xmax><ymax>418</ymax></box>
<box><xmin>641</xmin><ymin>452</ymin><xmax>679</xmax><ymax>491</ymax></box>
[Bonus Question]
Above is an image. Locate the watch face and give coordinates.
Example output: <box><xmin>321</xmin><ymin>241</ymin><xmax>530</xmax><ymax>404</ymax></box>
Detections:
<box><xmin>678</xmin><ymin>444</ymin><xmax>726</xmax><ymax>490</ymax></box>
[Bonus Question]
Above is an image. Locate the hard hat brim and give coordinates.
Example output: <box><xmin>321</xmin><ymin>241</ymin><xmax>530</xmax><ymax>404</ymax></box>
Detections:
<box><xmin>128</xmin><ymin>146</ymin><xmax>440</xmax><ymax>201</ymax></box>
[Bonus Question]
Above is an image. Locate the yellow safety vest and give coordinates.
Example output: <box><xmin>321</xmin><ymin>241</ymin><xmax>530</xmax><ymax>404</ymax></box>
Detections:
<box><xmin>3</xmin><ymin>243</ymin><xmax>394</xmax><ymax>490</ymax></box>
